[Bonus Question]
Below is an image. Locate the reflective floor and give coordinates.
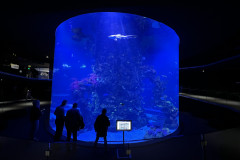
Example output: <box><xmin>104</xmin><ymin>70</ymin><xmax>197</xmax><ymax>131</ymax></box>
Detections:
<box><xmin>0</xmin><ymin>95</ymin><xmax>240</xmax><ymax>160</ymax></box>
<box><xmin>180</xmin><ymin>93</ymin><xmax>240</xmax><ymax>110</ymax></box>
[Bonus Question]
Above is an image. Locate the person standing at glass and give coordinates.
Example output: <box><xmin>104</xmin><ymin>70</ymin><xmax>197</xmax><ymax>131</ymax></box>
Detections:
<box><xmin>54</xmin><ymin>100</ymin><xmax>67</xmax><ymax>141</ymax></box>
<box><xmin>65</xmin><ymin>103</ymin><xmax>84</xmax><ymax>141</ymax></box>
<box><xmin>29</xmin><ymin>100</ymin><xmax>42</xmax><ymax>141</ymax></box>
<box><xmin>26</xmin><ymin>89</ymin><xmax>33</xmax><ymax>100</ymax></box>
<box><xmin>94</xmin><ymin>108</ymin><xmax>110</xmax><ymax>148</ymax></box>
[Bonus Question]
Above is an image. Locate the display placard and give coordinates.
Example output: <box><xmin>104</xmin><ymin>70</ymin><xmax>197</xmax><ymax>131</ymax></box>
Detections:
<box><xmin>10</xmin><ymin>63</ymin><xmax>19</xmax><ymax>69</ymax></box>
<box><xmin>116</xmin><ymin>120</ymin><xmax>132</xmax><ymax>131</ymax></box>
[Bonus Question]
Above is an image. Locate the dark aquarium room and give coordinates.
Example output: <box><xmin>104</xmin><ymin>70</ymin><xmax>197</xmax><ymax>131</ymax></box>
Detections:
<box><xmin>1</xmin><ymin>2</ymin><xmax>240</xmax><ymax>159</ymax></box>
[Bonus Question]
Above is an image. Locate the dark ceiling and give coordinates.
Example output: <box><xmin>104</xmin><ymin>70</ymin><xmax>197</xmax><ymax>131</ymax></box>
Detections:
<box><xmin>1</xmin><ymin>1</ymin><xmax>240</xmax><ymax>67</ymax></box>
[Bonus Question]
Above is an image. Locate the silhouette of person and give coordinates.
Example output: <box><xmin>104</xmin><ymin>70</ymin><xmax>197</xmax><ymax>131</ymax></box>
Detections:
<box><xmin>54</xmin><ymin>100</ymin><xmax>67</xmax><ymax>141</ymax></box>
<box><xmin>65</xmin><ymin>103</ymin><xmax>84</xmax><ymax>141</ymax></box>
<box><xmin>26</xmin><ymin>89</ymin><xmax>33</xmax><ymax>100</ymax></box>
<box><xmin>94</xmin><ymin>108</ymin><xmax>110</xmax><ymax>148</ymax></box>
<box><xmin>29</xmin><ymin>100</ymin><xmax>42</xmax><ymax>141</ymax></box>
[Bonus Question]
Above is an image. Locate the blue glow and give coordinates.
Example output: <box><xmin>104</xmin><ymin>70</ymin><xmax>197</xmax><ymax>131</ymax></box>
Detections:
<box><xmin>50</xmin><ymin>12</ymin><xmax>179</xmax><ymax>143</ymax></box>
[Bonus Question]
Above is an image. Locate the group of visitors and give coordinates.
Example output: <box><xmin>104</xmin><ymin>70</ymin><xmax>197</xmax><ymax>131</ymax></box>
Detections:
<box><xmin>54</xmin><ymin>100</ymin><xmax>110</xmax><ymax>147</ymax></box>
<box><xmin>29</xmin><ymin>99</ymin><xmax>111</xmax><ymax>147</ymax></box>
<box><xmin>54</xmin><ymin>100</ymin><xmax>84</xmax><ymax>142</ymax></box>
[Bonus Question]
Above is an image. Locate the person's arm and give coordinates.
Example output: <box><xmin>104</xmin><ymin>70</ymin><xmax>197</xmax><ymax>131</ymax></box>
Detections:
<box><xmin>107</xmin><ymin>117</ymin><xmax>110</xmax><ymax>127</ymax></box>
<box><xmin>54</xmin><ymin>107</ymin><xmax>57</xmax><ymax>115</ymax></box>
<box><xmin>80</xmin><ymin>115</ymin><xmax>84</xmax><ymax>129</ymax></box>
<box><xmin>62</xmin><ymin>108</ymin><xmax>66</xmax><ymax>120</ymax></box>
<box><xmin>104</xmin><ymin>116</ymin><xmax>110</xmax><ymax>127</ymax></box>
<box><xmin>37</xmin><ymin>108</ymin><xmax>42</xmax><ymax>117</ymax></box>
<box><xmin>94</xmin><ymin>116</ymin><xmax>99</xmax><ymax>132</ymax></box>
<box><xmin>66</xmin><ymin>110</ymin><xmax>70</xmax><ymax>117</ymax></box>
<box><xmin>77</xmin><ymin>110</ymin><xmax>84</xmax><ymax>128</ymax></box>
<box><xmin>65</xmin><ymin>111</ymin><xmax>70</xmax><ymax>126</ymax></box>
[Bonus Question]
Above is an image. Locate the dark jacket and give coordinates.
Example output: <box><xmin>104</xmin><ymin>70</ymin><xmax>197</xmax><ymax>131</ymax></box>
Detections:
<box><xmin>65</xmin><ymin>108</ymin><xmax>84</xmax><ymax>131</ymax></box>
<box><xmin>30</xmin><ymin>107</ymin><xmax>41</xmax><ymax>121</ymax></box>
<box><xmin>94</xmin><ymin>114</ymin><xmax>110</xmax><ymax>137</ymax></box>
<box><xmin>54</xmin><ymin>106</ymin><xmax>65</xmax><ymax>120</ymax></box>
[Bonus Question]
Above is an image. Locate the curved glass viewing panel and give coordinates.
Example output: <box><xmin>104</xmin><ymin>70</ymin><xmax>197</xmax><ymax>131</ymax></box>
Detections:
<box><xmin>50</xmin><ymin>12</ymin><xmax>179</xmax><ymax>143</ymax></box>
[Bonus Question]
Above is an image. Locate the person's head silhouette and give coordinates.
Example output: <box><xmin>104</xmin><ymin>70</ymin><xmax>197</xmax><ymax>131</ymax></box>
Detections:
<box><xmin>73</xmin><ymin>103</ymin><xmax>78</xmax><ymax>108</ymax></box>
<box><xmin>102</xmin><ymin>108</ymin><xmax>107</xmax><ymax>115</ymax></box>
<box><xmin>61</xmin><ymin>100</ymin><xmax>67</xmax><ymax>106</ymax></box>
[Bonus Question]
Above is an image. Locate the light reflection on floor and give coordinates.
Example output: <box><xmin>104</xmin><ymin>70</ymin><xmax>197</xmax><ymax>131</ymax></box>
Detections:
<box><xmin>0</xmin><ymin>100</ymin><xmax>50</xmax><ymax>112</ymax></box>
<box><xmin>180</xmin><ymin>93</ymin><xmax>240</xmax><ymax>109</ymax></box>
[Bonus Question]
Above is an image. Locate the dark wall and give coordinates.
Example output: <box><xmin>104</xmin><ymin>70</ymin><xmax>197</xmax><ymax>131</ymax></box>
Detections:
<box><xmin>0</xmin><ymin>72</ymin><xmax>52</xmax><ymax>101</ymax></box>
<box><xmin>180</xmin><ymin>57</ymin><xmax>240</xmax><ymax>100</ymax></box>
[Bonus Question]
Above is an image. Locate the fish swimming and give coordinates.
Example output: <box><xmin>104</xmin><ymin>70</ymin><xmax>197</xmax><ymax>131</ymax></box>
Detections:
<box><xmin>161</xmin><ymin>75</ymin><xmax>167</xmax><ymax>78</ymax></box>
<box><xmin>62</xmin><ymin>64</ymin><xmax>71</xmax><ymax>68</ymax></box>
<box><xmin>80</xmin><ymin>64</ymin><xmax>87</xmax><ymax>68</ymax></box>
<box><xmin>108</xmin><ymin>34</ymin><xmax>137</xmax><ymax>41</ymax></box>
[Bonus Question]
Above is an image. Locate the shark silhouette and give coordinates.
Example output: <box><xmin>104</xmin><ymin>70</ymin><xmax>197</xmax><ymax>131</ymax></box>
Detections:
<box><xmin>108</xmin><ymin>34</ymin><xmax>137</xmax><ymax>41</ymax></box>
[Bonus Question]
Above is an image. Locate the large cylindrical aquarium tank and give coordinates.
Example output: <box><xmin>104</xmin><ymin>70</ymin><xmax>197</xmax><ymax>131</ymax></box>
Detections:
<box><xmin>50</xmin><ymin>12</ymin><xmax>179</xmax><ymax>144</ymax></box>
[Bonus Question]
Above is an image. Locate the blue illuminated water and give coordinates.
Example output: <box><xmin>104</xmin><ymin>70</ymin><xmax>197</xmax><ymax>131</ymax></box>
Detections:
<box><xmin>50</xmin><ymin>12</ymin><xmax>179</xmax><ymax>143</ymax></box>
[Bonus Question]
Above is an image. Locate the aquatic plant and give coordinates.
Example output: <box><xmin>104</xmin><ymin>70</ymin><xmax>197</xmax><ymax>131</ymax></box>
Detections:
<box><xmin>70</xmin><ymin>49</ymin><xmax>170</xmax><ymax>131</ymax></box>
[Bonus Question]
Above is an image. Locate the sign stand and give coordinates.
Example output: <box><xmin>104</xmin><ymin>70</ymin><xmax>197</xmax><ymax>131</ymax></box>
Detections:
<box><xmin>116</xmin><ymin>120</ymin><xmax>132</xmax><ymax>159</ymax></box>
